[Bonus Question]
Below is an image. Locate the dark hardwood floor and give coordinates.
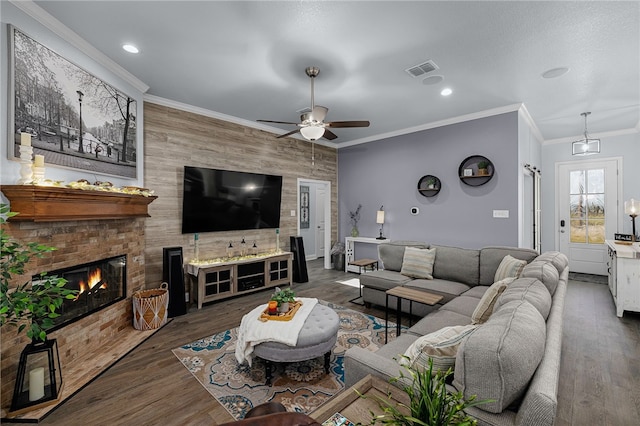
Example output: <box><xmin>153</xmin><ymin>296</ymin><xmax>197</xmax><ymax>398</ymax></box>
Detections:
<box><xmin>35</xmin><ymin>259</ymin><xmax>639</xmax><ymax>425</ymax></box>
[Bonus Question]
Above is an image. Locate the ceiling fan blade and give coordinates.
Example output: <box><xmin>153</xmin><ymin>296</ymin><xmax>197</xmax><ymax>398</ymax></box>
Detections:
<box><xmin>325</xmin><ymin>120</ymin><xmax>370</xmax><ymax>128</ymax></box>
<box><xmin>276</xmin><ymin>129</ymin><xmax>301</xmax><ymax>139</ymax></box>
<box><xmin>323</xmin><ymin>129</ymin><xmax>338</xmax><ymax>140</ymax></box>
<box><xmin>257</xmin><ymin>119</ymin><xmax>300</xmax><ymax>125</ymax></box>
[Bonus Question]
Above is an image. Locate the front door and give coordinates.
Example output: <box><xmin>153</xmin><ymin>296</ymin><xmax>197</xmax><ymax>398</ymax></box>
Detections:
<box><xmin>557</xmin><ymin>159</ymin><xmax>620</xmax><ymax>275</ymax></box>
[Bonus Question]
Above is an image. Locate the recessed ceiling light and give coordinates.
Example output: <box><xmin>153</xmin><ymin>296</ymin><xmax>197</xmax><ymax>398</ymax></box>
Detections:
<box><xmin>440</xmin><ymin>88</ymin><xmax>452</xmax><ymax>96</ymax></box>
<box><xmin>542</xmin><ymin>67</ymin><xmax>569</xmax><ymax>79</ymax></box>
<box><xmin>122</xmin><ymin>44</ymin><xmax>139</xmax><ymax>54</ymax></box>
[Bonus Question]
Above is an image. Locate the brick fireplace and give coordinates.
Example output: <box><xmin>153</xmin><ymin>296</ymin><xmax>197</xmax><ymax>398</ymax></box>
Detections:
<box><xmin>0</xmin><ymin>187</ymin><xmax>157</xmax><ymax>418</ymax></box>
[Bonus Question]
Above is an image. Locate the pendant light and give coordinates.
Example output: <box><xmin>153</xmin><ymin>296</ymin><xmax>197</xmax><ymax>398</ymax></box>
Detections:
<box><xmin>572</xmin><ymin>112</ymin><xmax>600</xmax><ymax>156</ymax></box>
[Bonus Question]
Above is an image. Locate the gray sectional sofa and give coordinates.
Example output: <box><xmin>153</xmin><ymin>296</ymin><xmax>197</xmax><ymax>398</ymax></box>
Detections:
<box><xmin>345</xmin><ymin>241</ymin><xmax>568</xmax><ymax>426</ymax></box>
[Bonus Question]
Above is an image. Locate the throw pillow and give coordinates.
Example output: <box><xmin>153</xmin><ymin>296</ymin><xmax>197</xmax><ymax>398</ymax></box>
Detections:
<box><xmin>471</xmin><ymin>277</ymin><xmax>516</xmax><ymax>324</ymax></box>
<box><xmin>400</xmin><ymin>324</ymin><xmax>477</xmax><ymax>373</ymax></box>
<box><xmin>400</xmin><ymin>247</ymin><xmax>436</xmax><ymax>279</ymax></box>
<box><xmin>494</xmin><ymin>255</ymin><xmax>527</xmax><ymax>282</ymax></box>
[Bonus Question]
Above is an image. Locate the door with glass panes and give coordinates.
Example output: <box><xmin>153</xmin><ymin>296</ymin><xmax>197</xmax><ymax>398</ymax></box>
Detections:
<box><xmin>557</xmin><ymin>159</ymin><xmax>619</xmax><ymax>275</ymax></box>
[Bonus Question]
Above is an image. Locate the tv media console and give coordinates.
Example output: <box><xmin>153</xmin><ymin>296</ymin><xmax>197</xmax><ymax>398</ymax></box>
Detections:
<box><xmin>185</xmin><ymin>252</ymin><xmax>293</xmax><ymax>309</ymax></box>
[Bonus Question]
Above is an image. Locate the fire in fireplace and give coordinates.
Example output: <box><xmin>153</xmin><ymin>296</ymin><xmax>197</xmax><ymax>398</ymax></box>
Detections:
<box><xmin>33</xmin><ymin>255</ymin><xmax>126</xmax><ymax>331</ymax></box>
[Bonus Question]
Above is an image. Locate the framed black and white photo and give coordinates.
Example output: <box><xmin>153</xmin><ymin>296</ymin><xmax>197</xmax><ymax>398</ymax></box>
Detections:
<box><xmin>8</xmin><ymin>25</ymin><xmax>138</xmax><ymax>179</ymax></box>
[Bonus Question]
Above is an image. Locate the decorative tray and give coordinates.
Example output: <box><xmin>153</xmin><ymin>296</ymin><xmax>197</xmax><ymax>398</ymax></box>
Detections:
<box><xmin>259</xmin><ymin>301</ymin><xmax>302</xmax><ymax>322</ymax></box>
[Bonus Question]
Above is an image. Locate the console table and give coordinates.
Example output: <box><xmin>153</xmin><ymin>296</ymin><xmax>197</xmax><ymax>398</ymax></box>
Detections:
<box><xmin>186</xmin><ymin>252</ymin><xmax>293</xmax><ymax>309</ymax></box>
<box><xmin>606</xmin><ymin>240</ymin><xmax>640</xmax><ymax>317</ymax></box>
<box><xmin>345</xmin><ymin>236</ymin><xmax>390</xmax><ymax>273</ymax></box>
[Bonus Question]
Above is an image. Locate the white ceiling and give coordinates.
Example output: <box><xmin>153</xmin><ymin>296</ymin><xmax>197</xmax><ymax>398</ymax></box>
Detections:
<box><xmin>28</xmin><ymin>1</ymin><xmax>640</xmax><ymax>146</ymax></box>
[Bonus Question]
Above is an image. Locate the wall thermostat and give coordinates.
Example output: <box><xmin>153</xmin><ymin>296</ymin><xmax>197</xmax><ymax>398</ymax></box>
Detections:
<box><xmin>410</xmin><ymin>206</ymin><xmax>420</xmax><ymax>215</ymax></box>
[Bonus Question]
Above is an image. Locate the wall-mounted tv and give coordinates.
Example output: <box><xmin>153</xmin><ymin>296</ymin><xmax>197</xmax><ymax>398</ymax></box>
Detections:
<box><xmin>181</xmin><ymin>166</ymin><xmax>283</xmax><ymax>233</ymax></box>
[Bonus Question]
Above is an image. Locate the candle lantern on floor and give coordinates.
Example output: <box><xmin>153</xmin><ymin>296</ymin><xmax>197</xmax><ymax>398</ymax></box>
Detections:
<box><xmin>10</xmin><ymin>339</ymin><xmax>63</xmax><ymax>415</ymax></box>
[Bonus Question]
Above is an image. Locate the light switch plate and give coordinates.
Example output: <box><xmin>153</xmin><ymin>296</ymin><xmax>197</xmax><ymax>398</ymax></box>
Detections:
<box><xmin>493</xmin><ymin>210</ymin><xmax>509</xmax><ymax>218</ymax></box>
<box><xmin>290</xmin><ymin>210</ymin><xmax>296</xmax><ymax>217</ymax></box>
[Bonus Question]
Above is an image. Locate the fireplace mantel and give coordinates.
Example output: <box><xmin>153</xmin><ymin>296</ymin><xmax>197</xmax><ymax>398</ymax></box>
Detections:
<box><xmin>0</xmin><ymin>185</ymin><xmax>157</xmax><ymax>222</ymax></box>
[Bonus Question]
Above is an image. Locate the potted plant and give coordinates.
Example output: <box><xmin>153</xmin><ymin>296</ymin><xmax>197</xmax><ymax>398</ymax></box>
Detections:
<box><xmin>270</xmin><ymin>287</ymin><xmax>296</xmax><ymax>313</ymax></box>
<box><xmin>363</xmin><ymin>357</ymin><xmax>490</xmax><ymax>426</ymax></box>
<box><xmin>0</xmin><ymin>204</ymin><xmax>78</xmax><ymax>342</ymax></box>
<box><xmin>425</xmin><ymin>177</ymin><xmax>436</xmax><ymax>190</ymax></box>
<box><xmin>477</xmin><ymin>161</ymin><xmax>490</xmax><ymax>176</ymax></box>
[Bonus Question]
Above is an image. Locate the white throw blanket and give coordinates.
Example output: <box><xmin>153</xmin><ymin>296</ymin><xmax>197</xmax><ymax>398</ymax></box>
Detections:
<box><xmin>235</xmin><ymin>297</ymin><xmax>318</xmax><ymax>366</ymax></box>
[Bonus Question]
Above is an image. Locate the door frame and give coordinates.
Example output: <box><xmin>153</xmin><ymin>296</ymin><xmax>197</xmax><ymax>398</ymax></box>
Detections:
<box><xmin>554</xmin><ymin>156</ymin><xmax>623</xmax><ymax>253</ymax></box>
<box><xmin>297</xmin><ymin>178</ymin><xmax>332</xmax><ymax>269</ymax></box>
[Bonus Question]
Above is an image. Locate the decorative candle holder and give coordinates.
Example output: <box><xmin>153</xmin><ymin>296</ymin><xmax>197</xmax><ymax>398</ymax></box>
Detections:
<box><xmin>17</xmin><ymin>145</ymin><xmax>33</xmax><ymax>184</ymax></box>
<box><xmin>32</xmin><ymin>166</ymin><xmax>45</xmax><ymax>184</ymax></box>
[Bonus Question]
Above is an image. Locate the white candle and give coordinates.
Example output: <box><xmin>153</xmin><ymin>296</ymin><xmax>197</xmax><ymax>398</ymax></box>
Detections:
<box><xmin>29</xmin><ymin>367</ymin><xmax>45</xmax><ymax>401</ymax></box>
<box><xmin>34</xmin><ymin>154</ymin><xmax>45</xmax><ymax>168</ymax></box>
<box><xmin>21</xmin><ymin>133</ymin><xmax>31</xmax><ymax>147</ymax></box>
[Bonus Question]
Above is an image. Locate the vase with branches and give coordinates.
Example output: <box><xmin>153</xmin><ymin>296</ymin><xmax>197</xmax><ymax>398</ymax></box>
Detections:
<box><xmin>349</xmin><ymin>204</ymin><xmax>362</xmax><ymax>237</ymax></box>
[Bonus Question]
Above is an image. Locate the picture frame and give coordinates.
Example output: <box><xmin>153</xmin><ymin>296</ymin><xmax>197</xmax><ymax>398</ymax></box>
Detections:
<box><xmin>463</xmin><ymin>168</ymin><xmax>473</xmax><ymax>177</ymax></box>
<box><xmin>8</xmin><ymin>25</ymin><xmax>138</xmax><ymax>179</ymax></box>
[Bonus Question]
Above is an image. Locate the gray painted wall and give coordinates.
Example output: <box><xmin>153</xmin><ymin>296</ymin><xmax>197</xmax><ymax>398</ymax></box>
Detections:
<box><xmin>338</xmin><ymin>112</ymin><xmax>520</xmax><ymax>251</ymax></box>
<box><xmin>540</xmin><ymin>132</ymin><xmax>640</xmax><ymax>253</ymax></box>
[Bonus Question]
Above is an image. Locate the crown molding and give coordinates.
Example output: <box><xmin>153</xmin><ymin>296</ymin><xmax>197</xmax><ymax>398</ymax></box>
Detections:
<box><xmin>543</xmin><ymin>127</ymin><xmax>639</xmax><ymax>145</ymax></box>
<box><xmin>9</xmin><ymin>0</ymin><xmax>149</xmax><ymax>93</ymax></box>
<box><xmin>143</xmin><ymin>94</ymin><xmax>337</xmax><ymax>149</ymax></box>
<box><xmin>517</xmin><ymin>104</ymin><xmax>545</xmax><ymax>144</ymax></box>
<box><xmin>336</xmin><ymin>103</ymin><xmax>524</xmax><ymax>149</ymax></box>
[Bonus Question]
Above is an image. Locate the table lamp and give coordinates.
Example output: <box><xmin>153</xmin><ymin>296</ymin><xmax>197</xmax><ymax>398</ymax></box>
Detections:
<box><xmin>624</xmin><ymin>198</ymin><xmax>639</xmax><ymax>242</ymax></box>
<box><xmin>376</xmin><ymin>206</ymin><xmax>385</xmax><ymax>240</ymax></box>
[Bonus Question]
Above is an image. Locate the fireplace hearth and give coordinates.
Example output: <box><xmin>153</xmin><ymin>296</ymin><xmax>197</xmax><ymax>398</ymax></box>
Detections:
<box><xmin>35</xmin><ymin>255</ymin><xmax>127</xmax><ymax>331</ymax></box>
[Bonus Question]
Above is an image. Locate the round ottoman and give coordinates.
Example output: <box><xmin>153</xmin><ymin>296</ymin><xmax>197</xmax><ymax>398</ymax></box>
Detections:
<box><xmin>253</xmin><ymin>303</ymin><xmax>339</xmax><ymax>386</ymax></box>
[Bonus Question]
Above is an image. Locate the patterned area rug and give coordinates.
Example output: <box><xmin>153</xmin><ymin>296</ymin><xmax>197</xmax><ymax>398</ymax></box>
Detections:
<box><xmin>172</xmin><ymin>300</ymin><xmax>401</xmax><ymax>420</ymax></box>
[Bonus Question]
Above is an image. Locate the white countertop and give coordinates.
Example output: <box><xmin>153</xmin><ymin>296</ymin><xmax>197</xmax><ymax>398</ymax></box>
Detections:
<box><xmin>606</xmin><ymin>240</ymin><xmax>640</xmax><ymax>259</ymax></box>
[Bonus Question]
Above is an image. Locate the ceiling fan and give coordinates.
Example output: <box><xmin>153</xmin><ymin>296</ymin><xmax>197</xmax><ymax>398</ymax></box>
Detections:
<box><xmin>257</xmin><ymin>66</ymin><xmax>370</xmax><ymax>141</ymax></box>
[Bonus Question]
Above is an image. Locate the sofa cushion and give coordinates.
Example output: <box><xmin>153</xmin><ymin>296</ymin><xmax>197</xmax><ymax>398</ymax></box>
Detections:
<box><xmin>440</xmin><ymin>295</ymin><xmax>483</xmax><ymax>318</ymax></box>
<box><xmin>471</xmin><ymin>277</ymin><xmax>516</xmax><ymax>324</ymax></box>
<box><xmin>407</xmin><ymin>310</ymin><xmax>473</xmax><ymax>336</ymax></box>
<box><xmin>404</xmin><ymin>279</ymin><xmax>471</xmax><ymax>305</ymax></box>
<box><xmin>401</xmin><ymin>325</ymin><xmax>478</xmax><ymax>373</ymax></box>
<box><xmin>462</xmin><ymin>286</ymin><xmax>489</xmax><ymax>299</ymax></box>
<box><xmin>401</xmin><ymin>247</ymin><xmax>436</xmax><ymax>279</ymax></box>
<box><xmin>520</xmin><ymin>260</ymin><xmax>559</xmax><ymax>296</ymax></box>
<box><xmin>432</xmin><ymin>245</ymin><xmax>480</xmax><ymax>286</ymax></box>
<box><xmin>453</xmin><ymin>300</ymin><xmax>546</xmax><ymax>414</ymax></box>
<box><xmin>495</xmin><ymin>277</ymin><xmax>552</xmax><ymax>320</ymax></box>
<box><xmin>534</xmin><ymin>251</ymin><xmax>569</xmax><ymax>275</ymax></box>
<box><xmin>375</xmin><ymin>334</ymin><xmax>418</xmax><ymax>360</ymax></box>
<box><xmin>360</xmin><ymin>270</ymin><xmax>412</xmax><ymax>291</ymax></box>
<box><xmin>378</xmin><ymin>241</ymin><xmax>428</xmax><ymax>272</ymax></box>
<box><xmin>494</xmin><ymin>255</ymin><xmax>527</xmax><ymax>282</ymax></box>
<box><xmin>479</xmin><ymin>247</ymin><xmax>539</xmax><ymax>285</ymax></box>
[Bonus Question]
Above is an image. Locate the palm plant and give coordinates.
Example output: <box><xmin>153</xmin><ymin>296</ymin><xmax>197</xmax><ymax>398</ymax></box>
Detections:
<box><xmin>365</xmin><ymin>357</ymin><xmax>490</xmax><ymax>426</ymax></box>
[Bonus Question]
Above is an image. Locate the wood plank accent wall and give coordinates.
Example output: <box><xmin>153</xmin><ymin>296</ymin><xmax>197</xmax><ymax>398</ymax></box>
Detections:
<box><xmin>142</xmin><ymin>102</ymin><xmax>338</xmax><ymax>285</ymax></box>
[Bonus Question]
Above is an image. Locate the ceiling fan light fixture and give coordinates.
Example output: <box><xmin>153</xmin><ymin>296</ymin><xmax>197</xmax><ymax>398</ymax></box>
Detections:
<box><xmin>300</xmin><ymin>126</ymin><xmax>325</xmax><ymax>141</ymax></box>
<box><xmin>572</xmin><ymin>112</ymin><xmax>600</xmax><ymax>156</ymax></box>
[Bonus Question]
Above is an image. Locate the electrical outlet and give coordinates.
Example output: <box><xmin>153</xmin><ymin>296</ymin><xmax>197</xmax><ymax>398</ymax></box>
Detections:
<box><xmin>290</xmin><ymin>210</ymin><xmax>296</xmax><ymax>217</ymax></box>
<box><xmin>493</xmin><ymin>210</ymin><xmax>509</xmax><ymax>218</ymax></box>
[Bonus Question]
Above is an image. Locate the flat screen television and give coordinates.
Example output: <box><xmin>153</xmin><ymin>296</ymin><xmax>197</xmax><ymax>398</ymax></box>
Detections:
<box><xmin>181</xmin><ymin>166</ymin><xmax>283</xmax><ymax>233</ymax></box>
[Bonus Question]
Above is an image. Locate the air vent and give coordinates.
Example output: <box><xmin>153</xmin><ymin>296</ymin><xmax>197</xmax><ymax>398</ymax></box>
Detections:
<box><xmin>405</xmin><ymin>60</ymin><xmax>439</xmax><ymax>78</ymax></box>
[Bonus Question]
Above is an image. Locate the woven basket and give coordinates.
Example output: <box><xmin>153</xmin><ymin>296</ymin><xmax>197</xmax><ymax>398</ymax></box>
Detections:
<box><xmin>133</xmin><ymin>282</ymin><xmax>168</xmax><ymax>330</ymax></box>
